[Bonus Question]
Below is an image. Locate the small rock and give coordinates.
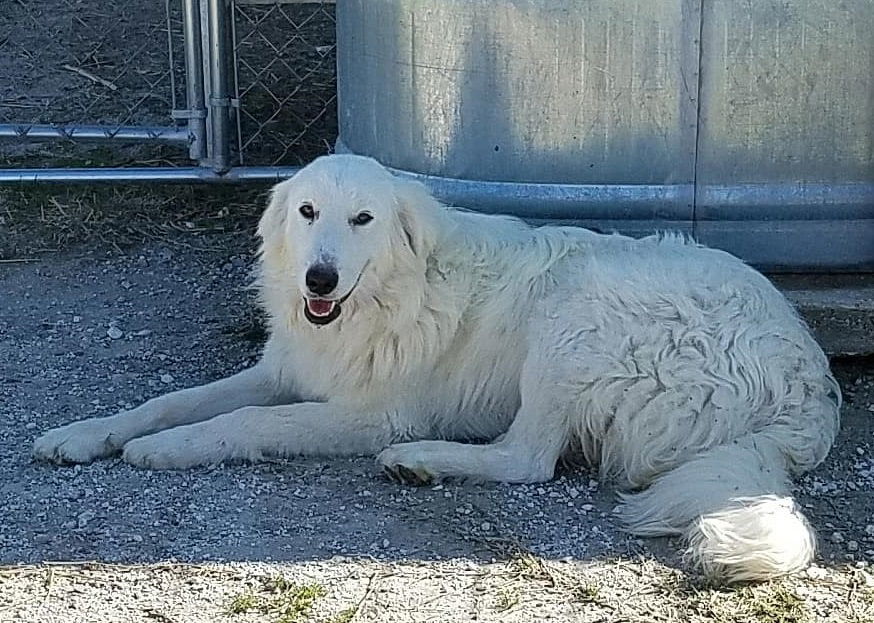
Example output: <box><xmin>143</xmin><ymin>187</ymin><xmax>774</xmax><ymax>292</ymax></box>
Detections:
<box><xmin>77</xmin><ymin>511</ymin><xmax>96</xmax><ymax>528</ymax></box>
<box><xmin>832</xmin><ymin>531</ymin><xmax>845</xmax><ymax>544</ymax></box>
<box><xmin>865</xmin><ymin>525</ymin><xmax>874</xmax><ymax>536</ymax></box>
<box><xmin>806</xmin><ymin>565</ymin><xmax>827</xmax><ymax>579</ymax></box>
<box><xmin>848</xmin><ymin>541</ymin><xmax>859</xmax><ymax>551</ymax></box>
<box><xmin>160</xmin><ymin>374</ymin><xmax>174</xmax><ymax>384</ymax></box>
<box><xmin>481</xmin><ymin>522</ymin><xmax>491</xmax><ymax>532</ymax></box>
<box><xmin>107</xmin><ymin>326</ymin><xmax>123</xmax><ymax>340</ymax></box>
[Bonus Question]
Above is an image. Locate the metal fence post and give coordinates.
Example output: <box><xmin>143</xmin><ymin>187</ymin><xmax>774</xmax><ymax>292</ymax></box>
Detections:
<box><xmin>180</xmin><ymin>0</ymin><xmax>208</xmax><ymax>164</ymax></box>
<box><xmin>0</xmin><ymin>1</ymin><xmax>332</xmax><ymax>184</ymax></box>
<box><xmin>206</xmin><ymin>0</ymin><xmax>234</xmax><ymax>173</ymax></box>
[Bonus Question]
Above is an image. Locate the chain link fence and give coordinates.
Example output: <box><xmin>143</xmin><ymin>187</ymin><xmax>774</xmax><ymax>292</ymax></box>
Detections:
<box><xmin>0</xmin><ymin>0</ymin><xmax>337</xmax><ymax>181</ymax></box>
<box><xmin>232</xmin><ymin>0</ymin><xmax>336</xmax><ymax>166</ymax></box>
<box><xmin>0</xmin><ymin>0</ymin><xmax>186</xmax><ymax>145</ymax></box>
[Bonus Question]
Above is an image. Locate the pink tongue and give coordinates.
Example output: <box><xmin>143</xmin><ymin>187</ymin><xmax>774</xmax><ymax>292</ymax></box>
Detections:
<box><xmin>307</xmin><ymin>299</ymin><xmax>335</xmax><ymax>316</ymax></box>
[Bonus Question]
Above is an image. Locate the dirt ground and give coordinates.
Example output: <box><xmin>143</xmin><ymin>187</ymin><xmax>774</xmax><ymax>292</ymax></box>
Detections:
<box><xmin>0</xmin><ymin>224</ymin><xmax>872</xmax><ymax>622</ymax></box>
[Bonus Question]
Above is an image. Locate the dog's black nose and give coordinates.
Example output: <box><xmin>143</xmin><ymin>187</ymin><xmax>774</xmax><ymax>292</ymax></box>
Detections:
<box><xmin>305</xmin><ymin>264</ymin><xmax>339</xmax><ymax>296</ymax></box>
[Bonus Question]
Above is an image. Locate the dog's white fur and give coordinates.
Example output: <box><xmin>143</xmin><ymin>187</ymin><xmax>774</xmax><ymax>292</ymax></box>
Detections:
<box><xmin>33</xmin><ymin>155</ymin><xmax>841</xmax><ymax>583</ymax></box>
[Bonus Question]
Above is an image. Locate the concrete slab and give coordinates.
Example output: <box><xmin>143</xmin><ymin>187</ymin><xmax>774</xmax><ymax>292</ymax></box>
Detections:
<box><xmin>771</xmin><ymin>274</ymin><xmax>874</xmax><ymax>357</ymax></box>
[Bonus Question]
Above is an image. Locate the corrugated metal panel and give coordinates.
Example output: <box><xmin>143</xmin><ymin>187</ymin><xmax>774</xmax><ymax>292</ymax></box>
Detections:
<box><xmin>338</xmin><ymin>0</ymin><xmax>699</xmax><ymax>203</ymax></box>
<box><xmin>693</xmin><ymin>0</ymin><xmax>874</xmax><ymax>268</ymax></box>
<box><xmin>695</xmin><ymin>0</ymin><xmax>874</xmax><ymax>216</ymax></box>
<box><xmin>336</xmin><ymin>0</ymin><xmax>874</xmax><ymax>269</ymax></box>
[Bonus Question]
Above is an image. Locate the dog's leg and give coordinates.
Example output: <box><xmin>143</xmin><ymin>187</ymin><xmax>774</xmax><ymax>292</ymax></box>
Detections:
<box><xmin>33</xmin><ymin>364</ymin><xmax>281</xmax><ymax>464</ymax></box>
<box><xmin>121</xmin><ymin>402</ymin><xmax>399</xmax><ymax>470</ymax></box>
<box><xmin>378</xmin><ymin>348</ymin><xmax>571</xmax><ymax>484</ymax></box>
<box><xmin>377</xmin><ymin>399</ymin><xmax>567</xmax><ymax>484</ymax></box>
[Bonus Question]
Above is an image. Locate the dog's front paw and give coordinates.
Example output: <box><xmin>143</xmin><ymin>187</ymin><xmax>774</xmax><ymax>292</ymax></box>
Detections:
<box><xmin>33</xmin><ymin>418</ymin><xmax>125</xmax><ymax>464</ymax></box>
<box><xmin>122</xmin><ymin>428</ymin><xmax>228</xmax><ymax>470</ymax></box>
<box><xmin>377</xmin><ymin>444</ymin><xmax>437</xmax><ymax>486</ymax></box>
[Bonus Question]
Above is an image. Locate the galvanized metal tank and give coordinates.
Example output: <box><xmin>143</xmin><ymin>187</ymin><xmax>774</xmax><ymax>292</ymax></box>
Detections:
<box><xmin>336</xmin><ymin>0</ymin><xmax>874</xmax><ymax>270</ymax></box>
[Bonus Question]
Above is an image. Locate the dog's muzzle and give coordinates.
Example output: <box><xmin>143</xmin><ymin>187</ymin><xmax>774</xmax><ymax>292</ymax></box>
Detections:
<box><xmin>302</xmin><ymin>262</ymin><xmax>367</xmax><ymax>326</ymax></box>
<box><xmin>303</xmin><ymin>263</ymin><xmax>342</xmax><ymax>325</ymax></box>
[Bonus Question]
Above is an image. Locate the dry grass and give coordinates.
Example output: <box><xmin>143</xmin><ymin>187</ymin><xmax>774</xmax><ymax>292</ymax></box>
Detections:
<box><xmin>0</xmin><ymin>181</ymin><xmax>270</xmax><ymax>259</ymax></box>
<box><xmin>1</xmin><ymin>556</ymin><xmax>872</xmax><ymax>622</ymax></box>
<box><xmin>226</xmin><ymin>576</ymin><xmax>326</xmax><ymax>623</ymax></box>
<box><xmin>0</xmin><ymin>143</ymin><xmax>278</xmax><ymax>259</ymax></box>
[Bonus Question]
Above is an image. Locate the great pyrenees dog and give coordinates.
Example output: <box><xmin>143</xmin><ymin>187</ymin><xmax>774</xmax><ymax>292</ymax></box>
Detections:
<box><xmin>34</xmin><ymin>154</ymin><xmax>840</xmax><ymax>583</ymax></box>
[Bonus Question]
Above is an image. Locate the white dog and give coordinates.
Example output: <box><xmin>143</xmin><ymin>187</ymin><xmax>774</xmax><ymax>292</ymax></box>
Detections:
<box><xmin>34</xmin><ymin>154</ymin><xmax>840</xmax><ymax>583</ymax></box>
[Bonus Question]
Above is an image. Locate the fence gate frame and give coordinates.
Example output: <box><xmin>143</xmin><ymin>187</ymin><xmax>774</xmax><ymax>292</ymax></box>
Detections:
<box><xmin>0</xmin><ymin>0</ymin><xmax>335</xmax><ymax>184</ymax></box>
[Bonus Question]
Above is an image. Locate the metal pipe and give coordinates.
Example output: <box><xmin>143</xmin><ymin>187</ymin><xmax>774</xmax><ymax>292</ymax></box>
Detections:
<box><xmin>393</xmin><ymin>171</ymin><xmax>691</xmax><ymax>221</ymax></box>
<box><xmin>0</xmin><ymin>164</ymin><xmax>691</xmax><ymax>217</ymax></box>
<box><xmin>699</xmin><ymin>183</ymin><xmax>874</xmax><ymax>220</ymax></box>
<box><xmin>0</xmin><ymin>124</ymin><xmax>189</xmax><ymax>142</ymax></box>
<box><xmin>206</xmin><ymin>0</ymin><xmax>233</xmax><ymax>173</ymax></box>
<box><xmin>181</xmin><ymin>0</ymin><xmax>208</xmax><ymax>163</ymax></box>
<box><xmin>165</xmin><ymin>0</ymin><xmax>179</xmax><ymax>114</ymax></box>
<box><xmin>229</xmin><ymin>0</ymin><xmax>245</xmax><ymax>164</ymax></box>
<box><xmin>1</xmin><ymin>164</ymin><xmax>870</xmax><ymax>222</ymax></box>
<box><xmin>0</xmin><ymin>166</ymin><xmax>299</xmax><ymax>184</ymax></box>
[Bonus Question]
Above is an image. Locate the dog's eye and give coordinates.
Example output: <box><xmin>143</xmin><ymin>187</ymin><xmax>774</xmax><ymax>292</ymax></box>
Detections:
<box><xmin>350</xmin><ymin>212</ymin><xmax>373</xmax><ymax>226</ymax></box>
<box><xmin>299</xmin><ymin>204</ymin><xmax>315</xmax><ymax>221</ymax></box>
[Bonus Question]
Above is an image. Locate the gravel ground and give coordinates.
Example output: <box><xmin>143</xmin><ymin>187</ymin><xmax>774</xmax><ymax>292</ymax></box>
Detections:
<box><xmin>1</xmin><ymin>237</ymin><xmax>873</xmax><ymax>622</ymax></box>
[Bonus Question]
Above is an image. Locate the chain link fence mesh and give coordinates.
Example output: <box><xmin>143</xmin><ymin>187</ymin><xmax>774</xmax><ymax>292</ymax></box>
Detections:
<box><xmin>232</xmin><ymin>0</ymin><xmax>337</xmax><ymax>166</ymax></box>
<box><xmin>0</xmin><ymin>0</ymin><xmax>184</xmax><ymax>132</ymax></box>
<box><xmin>0</xmin><ymin>0</ymin><xmax>338</xmax><ymax>170</ymax></box>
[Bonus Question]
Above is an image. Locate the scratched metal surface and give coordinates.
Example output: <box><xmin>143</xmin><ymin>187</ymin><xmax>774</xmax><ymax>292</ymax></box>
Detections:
<box><xmin>336</xmin><ymin>0</ymin><xmax>874</xmax><ymax>269</ymax></box>
<box><xmin>694</xmin><ymin>0</ymin><xmax>874</xmax><ymax>219</ymax></box>
<box><xmin>337</xmin><ymin>0</ymin><xmax>700</xmax><ymax>193</ymax></box>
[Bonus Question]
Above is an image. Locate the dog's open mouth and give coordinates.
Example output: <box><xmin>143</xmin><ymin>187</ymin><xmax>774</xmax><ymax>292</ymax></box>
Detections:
<box><xmin>304</xmin><ymin>298</ymin><xmax>341</xmax><ymax>325</ymax></box>
<box><xmin>303</xmin><ymin>264</ymin><xmax>367</xmax><ymax>326</ymax></box>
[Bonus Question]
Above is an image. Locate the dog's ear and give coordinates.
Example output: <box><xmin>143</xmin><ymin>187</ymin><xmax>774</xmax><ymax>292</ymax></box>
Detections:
<box><xmin>394</xmin><ymin>178</ymin><xmax>440</xmax><ymax>260</ymax></box>
<box><xmin>257</xmin><ymin>179</ymin><xmax>292</xmax><ymax>250</ymax></box>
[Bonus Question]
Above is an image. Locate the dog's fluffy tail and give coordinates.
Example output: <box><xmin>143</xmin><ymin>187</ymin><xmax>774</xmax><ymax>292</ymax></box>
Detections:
<box><xmin>615</xmin><ymin>435</ymin><xmax>816</xmax><ymax>583</ymax></box>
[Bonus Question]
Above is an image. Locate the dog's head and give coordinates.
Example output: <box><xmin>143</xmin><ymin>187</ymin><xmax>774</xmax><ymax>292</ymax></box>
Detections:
<box><xmin>258</xmin><ymin>154</ymin><xmax>439</xmax><ymax>326</ymax></box>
